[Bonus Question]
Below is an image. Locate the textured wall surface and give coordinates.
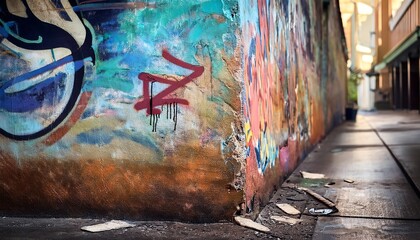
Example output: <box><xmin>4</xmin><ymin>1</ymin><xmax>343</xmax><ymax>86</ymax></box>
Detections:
<box><xmin>0</xmin><ymin>0</ymin><xmax>346</xmax><ymax>222</ymax></box>
<box><xmin>0</xmin><ymin>0</ymin><xmax>244</xmax><ymax>222</ymax></box>
<box><xmin>239</xmin><ymin>0</ymin><xmax>346</xmax><ymax>212</ymax></box>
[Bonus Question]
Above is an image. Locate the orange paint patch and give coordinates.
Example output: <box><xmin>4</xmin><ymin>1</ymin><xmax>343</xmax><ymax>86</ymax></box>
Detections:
<box><xmin>0</xmin><ymin>143</ymin><xmax>243</xmax><ymax>222</ymax></box>
<box><xmin>211</xmin><ymin>14</ymin><xmax>226</xmax><ymax>23</ymax></box>
<box><xmin>310</xmin><ymin>102</ymin><xmax>325</xmax><ymax>144</ymax></box>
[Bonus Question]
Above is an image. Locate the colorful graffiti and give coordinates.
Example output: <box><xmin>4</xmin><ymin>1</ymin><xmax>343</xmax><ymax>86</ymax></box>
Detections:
<box><xmin>239</xmin><ymin>0</ymin><xmax>346</xmax><ymax>212</ymax></box>
<box><xmin>134</xmin><ymin>50</ymin><xmax>204</xmax><ymax>132</ymax></box>
<box><xmin>0</xmin><ymin>0</ymin><xmax>245</xmax><ymax>222</ymax></box>
<box><xmin>0</xmin><ymin>0</ymin><xmax>239</xmax><ymax>143</ymax></box>
<box><xmin>0</xmin><ymin>0</ymin><xmax>346</xmax><ymax>222</ymax></box>
<box><xmin>0</xmin><ymin>1</ymin><xmax>209</xmax><ymax>137</ymax></box>
<box><xmin>240</xmin><ymin>0</ymin><xmax>290</xmax><ymax>174</ymax></box>
<box><xmin>0</xmin><ymin>0</ymin><xmax>95</xmax><ymax>140</ymax></box>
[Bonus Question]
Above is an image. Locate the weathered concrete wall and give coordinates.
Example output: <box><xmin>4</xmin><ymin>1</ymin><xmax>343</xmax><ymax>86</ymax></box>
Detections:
<box><xmin>0</xmin><ymin>0</ymin><xmax>346</xmax><ymax>222</ymax></box>
<box><xmin>326</xmin><ymin>0</ymin><xmax>347</xmax><ymax>128</ymax></box>
<box><xmin>0</xmin><ymin>0</ymin><xmax>244</xmax><ymax>222</ymax></box>
<box><xmin>239</xmin><ymin>0</ymin><xmax>346</xmax><ymax>213</ymax></box>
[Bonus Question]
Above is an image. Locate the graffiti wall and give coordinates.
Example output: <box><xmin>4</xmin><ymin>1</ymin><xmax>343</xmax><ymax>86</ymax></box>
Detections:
<box><xmin>327</xmin><ymin>0</ymin><xmax>347</xmax><ymax>128</ymax></box>
<box><xmin>0</xmin><ymin>0</ymin><xmax>346</xmax><ymax>221</ymax></box>
<box><xmin>239</xmin><ymin>0</ymin><xmax>346</xmax><ymax>212</ymax></box>
<box><xmin>0</xmin><ymin>0</ymin><xmax>244</xmax><ymax>222</ymax></box>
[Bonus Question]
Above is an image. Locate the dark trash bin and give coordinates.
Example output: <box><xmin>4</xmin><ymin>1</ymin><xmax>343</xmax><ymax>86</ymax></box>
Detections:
<box><xmin>345</xmin><ymin>107</ymin><xmax>358</xmax><ymax>121</ymax></box>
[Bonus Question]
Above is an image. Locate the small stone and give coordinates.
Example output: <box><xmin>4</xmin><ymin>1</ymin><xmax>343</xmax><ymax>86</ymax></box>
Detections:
<box><xmin>324</xmin><ymin>181</ymin><xmax>336</xmax><ymax>188</ymax></box>
<box><xmin>344</xmin><ymin>179</ymin><xmax>355</xmax><ymax>183</ymax></box>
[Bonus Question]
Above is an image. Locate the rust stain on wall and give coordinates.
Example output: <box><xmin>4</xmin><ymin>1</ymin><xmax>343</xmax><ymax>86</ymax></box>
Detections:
<box><xmin>0</xmin><ymin>143</ymin><xmax>242</xmax><ymax>222</ymax></box>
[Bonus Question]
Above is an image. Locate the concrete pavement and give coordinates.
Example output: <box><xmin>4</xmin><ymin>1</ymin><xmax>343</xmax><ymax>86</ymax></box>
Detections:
<box><xmin>293</xmin><ymin>111</ymin><xmax>420</xmax><ymax>239</ymax></box>
<box><xmin>1</xmin><ymin>111</ymin><xmax>420</xmax><ymax>239</ymax></box>
<box><xmin>255</xmin><ymin>110</ymin><xmax>420</xmax><ymax>239</ymax></box>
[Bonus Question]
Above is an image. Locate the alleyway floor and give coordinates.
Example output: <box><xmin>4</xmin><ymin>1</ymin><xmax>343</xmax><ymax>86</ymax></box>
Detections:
<box><xmin>1</xmin><ymin>111</ymin><xmax>420</xmax><ymax>239</ymax></box>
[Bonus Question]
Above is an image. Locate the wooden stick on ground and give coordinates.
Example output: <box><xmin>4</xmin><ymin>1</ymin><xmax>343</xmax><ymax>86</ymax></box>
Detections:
<box><xmin>298</xmin><ymin>187</ymin><xmax>337</xmax><ymax>211</ymax></box>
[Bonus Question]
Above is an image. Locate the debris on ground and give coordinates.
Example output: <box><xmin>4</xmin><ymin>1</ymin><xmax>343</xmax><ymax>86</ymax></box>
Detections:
<box><xmin>81</xmin><ymin>220</ymin><xmax>136</xmax><ymax>233</ymax></box>
<box><xmin>300</xmin><ymin>171</ymin><xmax>325</xmax><ymax>179</ymax></box>
<box><xmin>330</xmin><ymin>148</ymin><xmax>343</xmax><ymax>153</ymax></box>
<box><xmin>308</xmin><ymin>208</ymin><xmax>335</xmax><ymax>215</ymax></box>
<box><xmin>271</xmin><ymin>215</ymin><xmax>302</xmax><ymax>225</ymax></box>
<box><xmin>286</xmin><ymin>195</ymin><xmax>306</xmax><ymax>201</ymax></box>
<box><xmin>276</xmin><ymin>203</ymin><xmax>301</xmax><ymax>215</ymax></box>
<box><xmin>344</xmin><ymin>179</ymin><xmax>355</xmax><ymax>183</ymax></box>
<box><xmin>324</xmin><ymin>181</ymin><xmax>336</xmax><ymax>188</ymax></box>
<box><xmin>298</xmin><ymin>187</ymin><xmax>337</xmax><ymax>211</ymax></box>
<box><xmin>234</xmin><ymin>216</ymin><xmax>270</xmax><ymax>233</ymax></box>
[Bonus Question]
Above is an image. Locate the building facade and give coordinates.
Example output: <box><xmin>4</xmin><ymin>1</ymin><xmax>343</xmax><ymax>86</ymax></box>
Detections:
<box><xmin>374</xmin><ymin>0</ymin><xmax>420</xmax><ymax>111</ymax></box>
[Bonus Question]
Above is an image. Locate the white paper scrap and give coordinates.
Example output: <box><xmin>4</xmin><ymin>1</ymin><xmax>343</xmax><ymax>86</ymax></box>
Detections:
<box><xmin>300</xmin><ymin>171</ymin><xmax>325</xmax><ymax>179</ymax></box>
<box><xmin>271</xmin><ymin>215</ymin><xmax>302</xmax><ymax>225</ymax></box>
<box><xmin>81</xmin><ymin>220</ymin><xmax>136</xmax><ymax>233</ymax></box>
<box><xmin>276</xmin><ymin>203</ymin><xmax>301</xmax><ymax>215</ymax></box>
<box><xmin>309</xmin><ymin>208</ymin><xmax>334</xmax><ymax>215</ymax></box>
<box><xmin>234</xmin><ymin>216</ymin><xmax>270</xmax><ymax>233</ymax></box>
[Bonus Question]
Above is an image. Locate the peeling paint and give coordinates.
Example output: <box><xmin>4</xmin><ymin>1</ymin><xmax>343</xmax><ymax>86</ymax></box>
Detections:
<box><xmin>221</xmin><ymin>120</ymin><xmax>246</xmax><ymax>191</ymax></box>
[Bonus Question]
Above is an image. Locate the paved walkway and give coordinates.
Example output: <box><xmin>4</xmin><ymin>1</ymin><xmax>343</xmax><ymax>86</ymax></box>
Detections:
<box><xmin>1</xmin><ymin>111</ymin><xmax>420</xmax><ymax>239</ymax></box>
<box><xmin>254</xmin><ymin>111</ymin><xmax>420</xmax><ymax>239</ymax></box>
<box><xmin>302</xmin><ymin>111</ymin><xmax>420</xmax><ymax>239</ymax></box>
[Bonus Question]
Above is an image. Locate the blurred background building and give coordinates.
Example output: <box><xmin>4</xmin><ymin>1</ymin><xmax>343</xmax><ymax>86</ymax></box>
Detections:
<box><xmin>374</xmin><ymin>0</ymin><xmax>419</xmax><ymax>111</ymax></box>
<box><xmin>340</xmin><ymin>0</ymin><xmax>376</xmax><ymax>110</ymax></box>
<box><xmin>340</xmin><ymin>0</ymin><xmax>419</xmax><ymax>112</ymax></box>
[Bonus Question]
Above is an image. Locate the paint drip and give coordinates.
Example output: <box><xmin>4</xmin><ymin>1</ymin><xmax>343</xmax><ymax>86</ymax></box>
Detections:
<box><xmin>149</xmin><ymin>102</ymin><xmax>179</xmax><ymax>132</ymax></box>
<box><xmin>166</xmin><ymin>103</ymin><xmax>178</xmax><ymax>131</ymax></box>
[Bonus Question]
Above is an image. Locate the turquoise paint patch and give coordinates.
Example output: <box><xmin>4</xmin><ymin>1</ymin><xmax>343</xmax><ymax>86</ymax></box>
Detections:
<box><xmin>110</xmin><ymin>0</ymin><xmax>236</xmax><ymax>77</ymax></box>
<box><xmin>87</xmin><ymin>57</ymin><xmax>134</xmax><ymax>93</ymax></box>
<box><xmin>200</xmin><ymin>0</ymin><xmax>224</xmax><ymax>14</ymax></box>
<box><xmin>188</xmin><ymin>25</ymin><xmax>204</xmax><ymax>44</ymax></box>
<box><xmin>93</xmin><ymin>72</ymin><xmax>133</xmax><ymax>93</ymax></box>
